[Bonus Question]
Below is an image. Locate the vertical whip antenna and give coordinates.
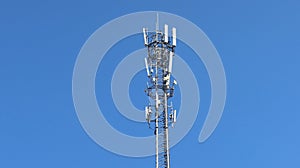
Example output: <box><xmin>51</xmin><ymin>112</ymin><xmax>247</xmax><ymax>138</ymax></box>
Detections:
<box><xmin>156</xmin><ymin>13</ymin><xmax>159</xmax><ymax>32</ymax></box>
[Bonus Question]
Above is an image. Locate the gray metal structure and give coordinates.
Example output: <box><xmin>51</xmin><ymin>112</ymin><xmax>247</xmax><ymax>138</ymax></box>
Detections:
<box><xmin>143</xmin><ymin>18</ymin><xmax>177</xmax><ymax>168</ymax></box>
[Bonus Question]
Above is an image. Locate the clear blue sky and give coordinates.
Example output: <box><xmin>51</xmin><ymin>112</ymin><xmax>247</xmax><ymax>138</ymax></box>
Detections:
<box><xmin>1</xmin><ymin>0</ymin><xmax>300</xmax><ymax>167</ymax></box>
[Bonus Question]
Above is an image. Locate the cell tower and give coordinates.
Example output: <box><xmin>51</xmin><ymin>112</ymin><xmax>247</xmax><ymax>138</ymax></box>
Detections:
<box><xmin>143</xmin><ymin>15</ymin><xmax>177</xmax><ymax>168</ymax></box>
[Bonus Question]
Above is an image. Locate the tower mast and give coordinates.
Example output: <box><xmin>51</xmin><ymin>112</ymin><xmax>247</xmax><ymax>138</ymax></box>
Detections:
<box><xmin>143</xmin><ymin>17</ymin><xmax>177</xmax><ymax>168</ymax></box>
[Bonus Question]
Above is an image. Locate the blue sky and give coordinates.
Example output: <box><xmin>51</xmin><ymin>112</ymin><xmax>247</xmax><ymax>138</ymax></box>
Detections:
<box><xmin>1</xmin><ymin>0</ymin><xmax>300</xmax><ymax>167</ymax></box>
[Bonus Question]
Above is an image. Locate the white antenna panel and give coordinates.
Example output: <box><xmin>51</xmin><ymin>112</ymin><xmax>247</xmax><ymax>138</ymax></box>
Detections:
<box><xmin>144</xmin><ymin>58</ymin><xmax>150</xmax><ymax>76</ymax></box>
<box><xmin>172</xmin><ymin>27</ymin><xmax>176</xmax><ymax>46</ymax></box>
<box><xmin>168</xmin><ymin>52</ymin><xmax>173</xmax><ymax>73</ymax></box>
<box><xmin>173</xmin><ymin>110</ymin><xmax>177</xmax><ymax>123</ymax></box>
<box><xmin>164</xmin><ymin>24</ymin><xmax>168</xmax><ymax>43</ymax></box>
<box><xmin>145</xmin><ymin>107</ymin><xmax>148</xmax><ymax>119</ymax></box>
<box><xmin>143</xmin><ymin>28</ymin><xmax>148</xmax><ymax>45</ymax></box>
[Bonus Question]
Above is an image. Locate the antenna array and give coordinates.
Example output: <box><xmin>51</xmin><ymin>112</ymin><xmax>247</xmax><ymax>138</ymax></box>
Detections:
<box><xmin>143</xmin><ymin>18</ymin><xmax>177</xmax><ymax>168</ymax></box>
